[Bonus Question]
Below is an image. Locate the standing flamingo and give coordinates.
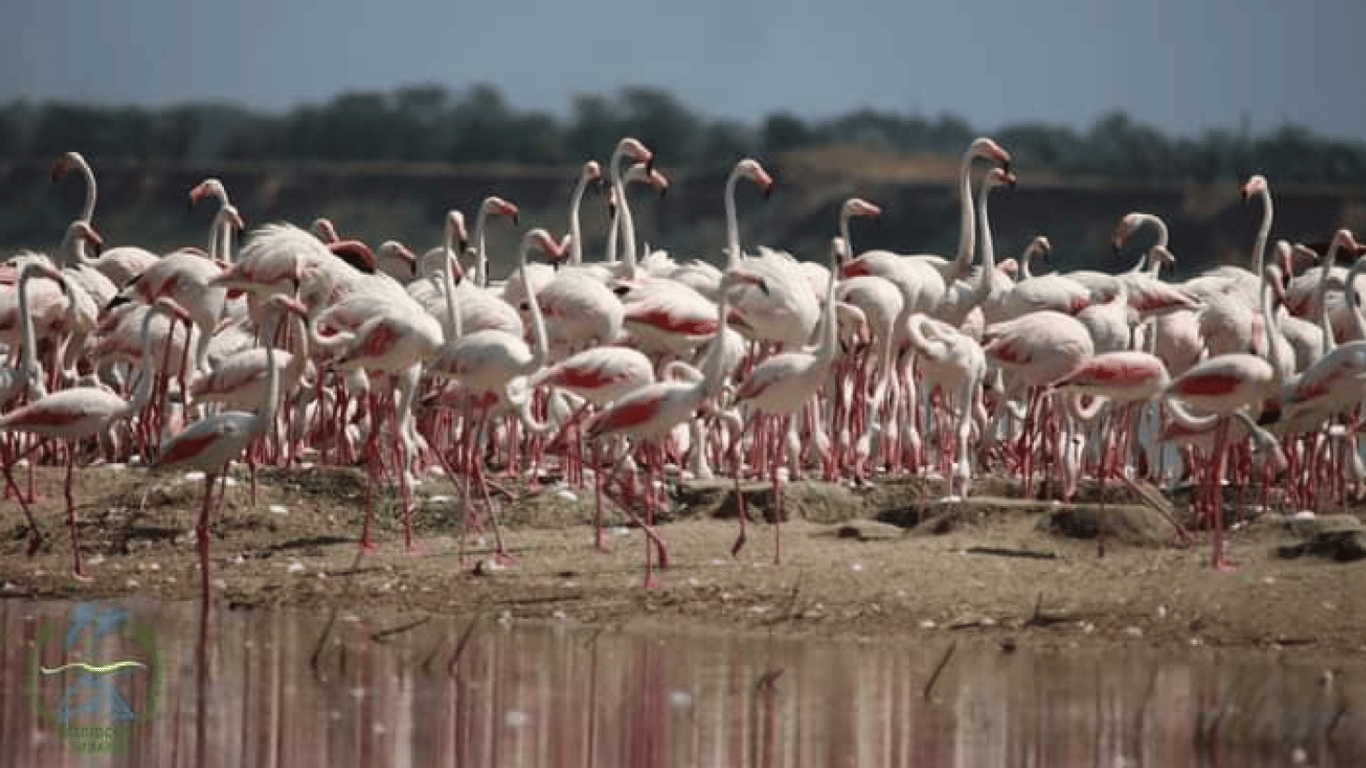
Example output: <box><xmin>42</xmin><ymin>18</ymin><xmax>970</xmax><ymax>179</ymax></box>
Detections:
<box><xmin>152</xmin><ymin>294</ymin><xmax>305</xmax><ymax>605</ymax></box>
<box><xmin>730</xmin><ymin>229</ymin><xmax>845</xmax><ymax>562</ymax></box>
<box><xmin>587</xmin><ymin>269</ymin><xmax>761</xmax><ymax>586</ymax></box>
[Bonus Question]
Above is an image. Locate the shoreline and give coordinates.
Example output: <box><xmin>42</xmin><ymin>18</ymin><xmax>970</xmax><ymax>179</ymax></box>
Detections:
<box><xmin>2</xmin><ymin>464</ymin><xmax>1365</xmax><ymax>657</ymax></box>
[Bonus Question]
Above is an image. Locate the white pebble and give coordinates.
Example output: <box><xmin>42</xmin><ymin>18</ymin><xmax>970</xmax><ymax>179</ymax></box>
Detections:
<box><xmin>125</xmin><ymin>579</ymin><xmax>139</xmax><ymax>588</ymax></box>
<box><xmin>1292</xmin><ymin>510</ymin><xmax>1316</xmax><ymax>520</ymax></box>
<box><xmin>287</xmin><ymin>562</ymin><xmax>305</xmax><ymax>573</ymax></box>
<box><xmin>223</xmin><ymin>478</ymin><xmax>238</xmax><ymax>487</ymax></box>
<box><xmin>851</xmin><ymin>563</ymin><xmax>864</xmax><ymax>572</ymax></box>
<box><xmin>919</xmin><ymin>620</ymin><xmax>937</xmax><ymax>629</ymax></box>
<box><xmin>556</xmin><ymin>489</ymin><xmax>578</xmax><ymax>502</ymax></box>
<box><xmin>269</xmin><ymin>504</ymin><xmax>288</xmax><ymax>515</ymax></box>
<box><xmin>1124</xmin><ymin>626</ymin><xmax>1143</xmax><ymax>637</ymax></box>
<box><xmin>183</xmin><ymin>471</ymin><xmax>205</xmax><ymax>482</ymax></box>
<box><xmin>428</xmin><ymin>495</ymin><xmax>452</xmax><ymax>503</ymax></box>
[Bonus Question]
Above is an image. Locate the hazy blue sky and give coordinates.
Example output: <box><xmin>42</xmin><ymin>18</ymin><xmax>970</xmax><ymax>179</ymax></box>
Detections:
<box><xmin>3</xmin><ymin>0</ymin><xmax>1364</xmax><ymax>140</ymax></box>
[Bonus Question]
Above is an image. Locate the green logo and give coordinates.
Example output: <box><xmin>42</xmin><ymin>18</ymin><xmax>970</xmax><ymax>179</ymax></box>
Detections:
<box><xmin>29</xmin><ymin>602</ymin><xmax>162</xmax><ymax>755</ymax></box>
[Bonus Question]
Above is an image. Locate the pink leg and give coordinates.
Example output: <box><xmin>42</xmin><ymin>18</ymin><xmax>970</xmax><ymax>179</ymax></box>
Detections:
<box><xmin>65</xmin><ymin>443</ymin><xmax>89</xmax><ymax>581</ymax></box>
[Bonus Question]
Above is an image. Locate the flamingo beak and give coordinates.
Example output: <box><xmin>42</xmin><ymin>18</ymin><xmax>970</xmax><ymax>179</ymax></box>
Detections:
<box><xmin>50</xmin><ymin>156</ymin><xmax>70</xmax><ymax>183</ymax></box>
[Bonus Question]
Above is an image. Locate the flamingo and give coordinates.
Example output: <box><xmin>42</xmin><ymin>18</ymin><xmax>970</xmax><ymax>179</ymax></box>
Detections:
<box><xmin>49</xmin><ymin>151</ymin><xmax>160</xmax><ymax>287</ymax></box>
<box><xmin>731</xmin><ymin>229</ymin><xmax>846</xmax><ymax>562</ymax></box>
<box><xmin>587</xmin><ymin>269</ymin><xmax>760</xmax><ymax>586</ymax></box>
<box><xmin>1</xmin><ymin>278</ymin><xmax>189</xmax><ymax>578</ymax></box>
<box><xmin>426</xmin><ymin>228</ymin><xmax>566</xmax><ymax>561</ymax></box>
<box><xmin>1162</xmin><ymin>260</ymin><xmax>1288</xmax><ymax>570</ymax></box>
<box><xmin>151</xmin><ymin>294</ymin><xmax>305</xmax><ymax>605</ymax></box>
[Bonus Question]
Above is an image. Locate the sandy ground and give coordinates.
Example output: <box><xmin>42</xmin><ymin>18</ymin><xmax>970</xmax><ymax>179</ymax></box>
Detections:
<box><xmin>2</xmin><ymin>461</ymin><xmax>1365</xmax><ymax>655</ymax></box>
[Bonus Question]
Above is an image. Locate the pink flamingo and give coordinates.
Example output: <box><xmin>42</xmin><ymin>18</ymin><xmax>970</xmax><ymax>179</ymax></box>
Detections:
<box><xmin>1162</xmin><ymin>261</ymin><xmax>1288</xmax><ymax>569</ymax></box>
<box><xmin>587</xmin><ymin>269</ymin><xmax>760</xmax><ymax>586</ymax></box>
<box><xmin>529</xmin><ymin>344</ymin><xmax>657</xmax><ymax>546</ymax></box>
<box><xmin>152</xmin><ymin>294</ymin><xmax>304</xmax><ymax>605</ymax></box>
<box><xmin>426</xmin><ymin>228</ymin><xmax>566</xmax><ymax>561</ymax></box>
<box><xmin>50</xmin><ymin>151</ymin><xmax>159</xmax><ymax>287</ymax></box>
<box><xmin>730</xmin><ymin>233</ymin><xmax>844</xmax><ymax>562</ymax></box>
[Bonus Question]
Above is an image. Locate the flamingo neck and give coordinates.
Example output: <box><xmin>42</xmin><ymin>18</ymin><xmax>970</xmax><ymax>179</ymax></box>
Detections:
<box><xmin>948</xmin><ymin>148</ymin><xmax>977</xmax><ymax>281</ymax></box>
<box><xmin>1317</xmin><ymin>241</ymin><xmax>1345</xmax><ymax>355</ymax></box>
<box><xmin>16</xmin><ymin>267</ymin><xmax>48</xmax><ymax>399</ymax></box>
<box><xmin>441</xmin><ymin>246</ymin><xmax>462</xmax><ymax>339</ymax></box>
<box><xmin>1344</xmin><ymin>257</ymin><xmax>1366</xmax><ymax>350</ymax></box>
<box><xmin>970</xmin><ymin>180</ymin><xmax>998</xmax><ymax>308</ymax></box>
<box><xmin>58</xmin><ymin>226</ymin><xmax>91</xmax><ymax>268</ymax></box>
<box><xmin>520</xmin><ymin>243</ymin><xmax>549</xmax><ymax>371</ymax></box>
<box><xmin>1260</xmin><ymin>266</ymin><xmax>1285</xmax><ymax>383</ymax></box>
<box><xmin>615</xmin><ymin>178</ymin><xmax>639</xmax><ymax>278</ymax></box>
<box><xmin>568</xmin><ymin>173</ymin><xmax>591</xmax><ymax>267</ymax></box>
<box><xmin>128</xmin><ymin>302</ymin><xmax>171</xmax><ymax>416</ymax></box>
<box><xmin>261</xmin><ymin>309</ymin><xmax>283</xmax><ymax>429</ymax></box>
<box><xmin>723</xmin><ymin>165</ymin><xmax>743</xmax><ymax>269</ymax></box>
<box><xmin>1252</xmin><ymin>188</ymin><xmax>1273</xmax><ymax>276</ymax></box>
<box><xmin>473</xmin><ymin>208</ymin><xmax>491</xmax><ymax>288</ymax></box>
<box><xmin>701</xmin><ymin>292</ymin><xmax>732</xmax><ymax>399</ymax></box>
<box><xmin>74</xmin><ymin>155</ymin><xmax>97</xmax><ymax>224</ymax></box>
<box><xmin>815</xmin><ymin>252</ymin><xmax>840</xmax><ymax>365</ymax></box>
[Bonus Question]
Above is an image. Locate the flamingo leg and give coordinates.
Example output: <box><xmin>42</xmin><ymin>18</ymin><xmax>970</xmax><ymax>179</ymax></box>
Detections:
<box><xmin>3</xmin><ymin>443</ymin><xmax>45</xmax><ymax>556</ymax></box>
<box><xmin>198</xmin><ymin>472</ymin><xmax>217</xmax><ymax>608</ymax></box>
<box><xmin>65</xmin><ymin>441</ymin><xmax>89</xmax><ymax>581</ymax></box>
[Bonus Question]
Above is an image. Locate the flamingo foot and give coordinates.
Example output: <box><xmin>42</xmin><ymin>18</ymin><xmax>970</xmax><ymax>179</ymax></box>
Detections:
<box><xmin>358</xmin><ymin>537</ymin><xmax>379</xmax><ymax>556</ymax></box>
<box><xmin>493</xmin><ymin>549</ymin><xmax>518</xmax><ymax>567</ymax></box>
<box><xmin>642</xmin><ymin>572</ymin><xmax>662</xmax><ymax>589</ymax></box>
<box><xmin>594</xmin><ymin>527</ymin><xmax>610</xmax><ymax>552</ymax></box>
<box><xmin>72</xmin><ymin>566</ymin><xmax>93</xmax><ymax>584</ymax></box>
<box><xmin>404</xmin><ymin>539</ymin><xmax>428</xmax><ymax>557</ymax></box>
<box><xmin>731</xmin><ymin>531</ymin><xmax>747</xmax><ymax>558</ymax></box>
<box><xmin>1212</xmin><ymin>555</ymin><xmax>1239</xmax><ymax>572</ymax></box>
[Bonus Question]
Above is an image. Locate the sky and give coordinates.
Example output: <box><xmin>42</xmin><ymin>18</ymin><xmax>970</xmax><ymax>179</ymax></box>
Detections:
<box><xmin>2</xmin><ymin>0</ymin><xmax>1364</xmax><ymax>142</ymax></box>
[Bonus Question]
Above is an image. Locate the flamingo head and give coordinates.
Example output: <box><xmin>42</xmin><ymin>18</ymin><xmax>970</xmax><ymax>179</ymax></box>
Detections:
<box><xmin>72</xmin><ymin>220</ymin><xmax>103</xmax><ymax>256</ymax></box>
<box><xmin>1240</xmin><ymin>174</ymin><xmax>1268</xmax><ymax>203</ymax></box>
<box><xmin>1333</xmin><ymin>229</ymin><xmax>1361</xmax><ymax>260</ymax></box>
<box><xmin>22</xmin><ymin>261</ymin><xmax>67</xmax><ymax>291</ymax></box>
<box><xmin>830</xmin><ymin>236</ymin><xmax>850</xmax><ymax>264</ymax></box>
<box><xmin>842</xmin><ymin>197</ymin><xmax>881</xmax><ymax>222</ymax></box>
<box><xmin>970</xmin><ymin>137</ymin><xmax>1012</xmax><ymax>173</ymax></box>
<box><xmin>1149</xmin><ymin>244</ymin><xmax>1177</xmax><ymax>269</ymax></box>
<box><xmin>151</xmin><ymin>296</ymin><xmax>194</xmax><ymax>326</ymax></box>
<box><xmin>378</xmin><ymin>240</ymin><xmax>418</xmax><ymax>277</ymax></box>
<box><xmin>722</xmin><ymin>266</ymin><xmax>769</xmax><ymax>296</ymax></box>
<box><xmin>443</xmin><ymin>210</ymin><xmax>470</xmax><ymax>254</ymax></box>
<box><xmin>189</xmin><ymin>178</ymin><xmax>228</xmax><ymax>210</ymax></box>
<box><xmin>221</xmin><ymin>204</ymin><xmax>245</xmax><ymax>234</ymax></box>
<box><xmin>483</xmin><ymin>195</ymin><xmax>520</xmax><ymax>226</ymax></box>
<box><xmin>1112</xmin><ymin>213</ymin><xmax>1142</xmax><ymax>252</ymax></box>
<box><xmin>1289</xmin><ymin>243</ymin><xmax>1320</xmax><ymax>268</ymax></box>
<box><xmin>328</xmin><ymin>239</ymin><xmax>377</xmax><ymax>274</ymax></box>
<box><xmin>265</xmin><ymin>293</ymin><xmax>310</xmax><ymax>318</ymax></box>
<box><xmin>616</xmin><ymin>137</ymin><xmax>653</xmax><ymax>172</ymax></box>
<box><xmin>736</xmin><ymin>158</ymin><xmax>774</xmax><ymax>198</ymax></box>
<box><xmin>522</xmin><ymin>227</ymin><xmax>566</xmax><ymax>262</ymax></box>
<box><xmin>50</xmin><ymin>151</ymin><xmax>84</xmax><ymax>183</ymax></box>
<box><xmin>986</xmin><ymin>168</ymin><xmax>1017</xmax><ymax>191</ymax></box>
<box><xmin>1026</xmin><ymin>235</ymin><xmax>1052</xmax><ymax>264</ymax></box>
<box><xmin>311</xmin><ymin>217</ymin><xmax>340</xmax><ymax>244</ymax></box>
<box><xmin>625</xmin><ymin>162</ymin><xmax>669</xmax><ymax>198</ymax></box>
<box><xmin>582</xmin><ymin>160</ymin><xmax>603</xmax><ymax>191</ymax></box>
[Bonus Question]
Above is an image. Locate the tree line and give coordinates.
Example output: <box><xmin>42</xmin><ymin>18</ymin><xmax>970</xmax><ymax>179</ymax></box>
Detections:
<box><xmin>2</xmin><ymin>82</ymin><xmax>1365</xmax><ymax>184</ymax></box>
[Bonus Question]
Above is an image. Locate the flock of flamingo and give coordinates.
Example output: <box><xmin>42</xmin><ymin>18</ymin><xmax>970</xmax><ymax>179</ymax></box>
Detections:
<box><xmin>2</xmin><ymin>136</ymin><xmax>1365</xmax><ymax>597</ymax></box>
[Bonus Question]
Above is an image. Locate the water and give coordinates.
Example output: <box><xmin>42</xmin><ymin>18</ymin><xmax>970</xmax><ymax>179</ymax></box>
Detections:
<box><xmin>2</xmin><ymin>599</ymin><xmax>1362</xmax><ymax>767</ymax></box>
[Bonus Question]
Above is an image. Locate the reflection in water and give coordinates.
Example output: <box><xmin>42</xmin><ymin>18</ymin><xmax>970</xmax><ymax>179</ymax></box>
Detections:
<box><xmin>2</xmin><ymin>599</ymin><xmax>1363</xmax><ymax>767</ymax></box>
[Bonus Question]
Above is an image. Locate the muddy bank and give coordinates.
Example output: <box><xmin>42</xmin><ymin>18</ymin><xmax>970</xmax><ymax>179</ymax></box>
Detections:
<box><xmin>2</xmin><ymin>463</ymin><xmax>1365</xmax><ymax>655</ymax></box>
